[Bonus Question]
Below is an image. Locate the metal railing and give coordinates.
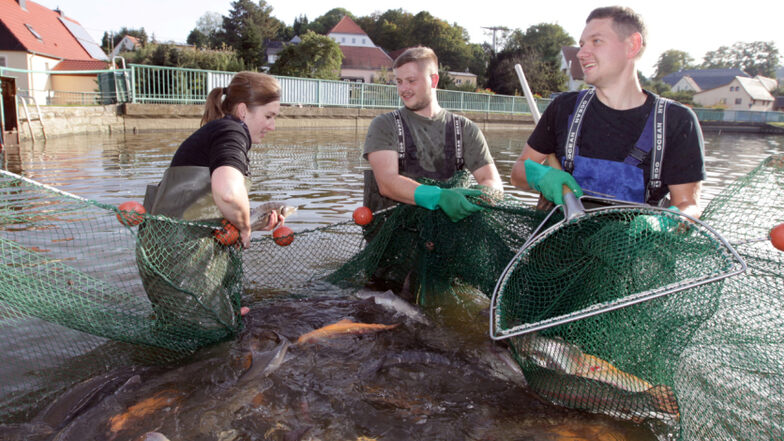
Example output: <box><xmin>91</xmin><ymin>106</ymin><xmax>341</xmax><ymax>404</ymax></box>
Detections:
<box><xmin>2</xmin><ymin>64</ymin><xmax>783</xmax><ymax>123</ymax></box>
<box><xmin>127</xmin><ymin>65</ymin><xmax>536</xmax><ymax>114</ymax></box>
<box><xmin>693</xmin><ymin>108</ymin><xmax>784</xmax><ymax>123</ymax></box>
<box><xmin>17</xmin><ymin>89</ymin><xmax>106</xmax><ymax>106</ymax></box>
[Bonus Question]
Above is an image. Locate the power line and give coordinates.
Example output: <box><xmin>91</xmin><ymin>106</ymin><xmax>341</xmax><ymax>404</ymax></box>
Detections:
<box><xmin>481</xmin><ymin>26</ymin><xmax>508</xmax><ymax>54</ymax></box>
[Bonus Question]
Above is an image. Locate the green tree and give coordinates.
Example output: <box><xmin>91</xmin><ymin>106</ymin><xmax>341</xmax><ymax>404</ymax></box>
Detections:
<box><xmin>503</xmin><ymin>23</ymin><xmax>574</xmax><ymax>65</ymax></box>
<box><xmin>187</xmin><ymin>12</ymin><xmax>223</xmax><ymax>48</ymax></box>
<box><xmin>125</xmin><ymin>43</ymin><xmax>245</xmax><ymax>71</ymax></box>
<box><xmin>408</xmin><ymin>12</ymin><xmax>472</xmax><ymax>73</ymax></box>
<box><xmin>355</xmin><ymin>9</ymin><xmax>412</xmax><ymax>52</ymax></box>
<box><xmin>486</xmin><ymin>48</ymin><xmax>565</xmax><ymax>96</ymax></box>
<box><xmin>467</xmin><ymin>43</ymin><xmax>492</xmax><ymax>88</ymax></box>
<box><xmin>101</xmin><ymin>27</ymin><xmax>148</xmax><ymax>54</ymax></box>
<box><xmin>701</xmin><ymin>41</ymin><xmax>781</xmax><ymax>77</ymax></box>
<box><xmin>356</xmin><ymin>9</ymin><xmax>478</xmax><ymax>77</ymax></box>
<box><xmin>292</xmin><ymin>15</ymin><xmax>309</xmax><ymax>36</ymax></box>
<box><xmin>653</xmin><ymin>49</ymin><xmax>694</xmax><ymax>79</ymax></box>
<box><xmin>487</xmin><ymin>23</ymin><xmax>573</xmax><ymax>95</ymax></box>
<box><xmin>269</xmin><ymin>31</ymin><xmax>343</xmax><ymax>79</ymax></box>
<box><xmin>307</xmin><ymin>8</ymin><xmax>354</xmax><ymax>34</ymax></box>
<box><xmin>661</xmin><ymin>90</ymin><xmax>695</xmax><ymax>106</ymax></box>
<box><xmin>219</xmin><ymin>0</ymin><xmax>282</xmax><ymax>68</ymax></box>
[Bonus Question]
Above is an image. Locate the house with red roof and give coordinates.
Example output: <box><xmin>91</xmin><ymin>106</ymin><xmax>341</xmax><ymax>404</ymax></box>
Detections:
<box><xmin>327</xmin><ymin>16</ymin><xmax>393</xmax><ymax>83</ymax></box>
<box><xmin>0</xmin><ymin>0</ymin><xmax>108</xmax><ymax>104</ymax></box>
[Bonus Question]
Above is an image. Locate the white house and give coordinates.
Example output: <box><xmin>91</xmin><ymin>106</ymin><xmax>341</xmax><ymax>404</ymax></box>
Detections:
<box><xmin>0</xmin><ymin>0</ymin><xmax>107</xmax><ymax>105</ymax></box>
<box><xmin>694</xmin><ymin>76</ymin><xmax>775</xmax><ymax>111</ymax></box>
<box><xmin>327</xmin><ymin>16</ymin><xmax>393</xmax><ymax>83</ymax></box>
<box><xmin>559</xmin><ymin>46</ymin><xmax>584</xmax><ymax>91</ymax></box>
<box><xmin>109</xmin><ymin>35</ymin><xmax>141</xmax><ymax>59</ymax></box>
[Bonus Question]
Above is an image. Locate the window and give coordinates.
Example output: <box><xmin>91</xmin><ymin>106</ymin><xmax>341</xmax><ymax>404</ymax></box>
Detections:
<box><xmin>362</xmin><ymin>38</ymin><xmax>366</xmax><ymax>44</ymax></box>
<box><xmin>0</xmin><ymin>56</ymin><xmax>6</xmax><ymax>67</ymax></box>
<box><xmin>341</xmin><ymin>37</ymin><xmax>346</xmax><ymax>43</ymax></box>
<box><xmin>735</xmin><ymin>98</ymin><xmax>742</xmax><ymax>105</ymax></box>
<box><xmin>352</xmin><ymin>38</ymin><xmax>356</xmax><ymax>44</ymax></box>
<box><xmin>25</xmin><ymin>24</ymin><xmax>43</xmax><ymax>41</ymax></box>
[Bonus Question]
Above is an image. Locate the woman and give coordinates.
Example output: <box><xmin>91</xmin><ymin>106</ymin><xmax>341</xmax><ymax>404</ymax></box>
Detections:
<box><xmin>137</xmin><ymin>72</ymin><xmax>283</xmax><ymax>340</ymax></box>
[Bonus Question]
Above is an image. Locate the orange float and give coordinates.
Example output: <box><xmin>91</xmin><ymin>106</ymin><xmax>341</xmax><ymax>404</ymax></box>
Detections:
<box><xmin>273</xmin><ymin>226</ymin><xmax>294</xmax><ymax>246</ymax></box>
<box><xmin>352</xmin><ymin>206</ymin><xmax>373</xmax><ymax>226</ymax></box>
<box><xmin>770</xmin><ymin>224</ymin><xmax>784</xmax><ymax>251</ymax></box>
<box><xmin>213</xmin><ymin>219</ymin><xmax>240</xmax><ymax>246</ymax></box>
<box><xmin>116</xmin><ymin>201</ymin><xmax>146</xmax><ymax>226</ymax></box>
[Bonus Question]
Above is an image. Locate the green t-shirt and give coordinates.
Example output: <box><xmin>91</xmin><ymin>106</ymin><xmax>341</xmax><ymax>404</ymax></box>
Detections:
<box><xmin>362</xmin><ymin>108</ymin><xmax>495</xmax><ymax>178</ymax></box>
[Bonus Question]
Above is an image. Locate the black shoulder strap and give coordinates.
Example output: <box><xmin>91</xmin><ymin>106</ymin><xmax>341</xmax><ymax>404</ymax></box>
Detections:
<box><xmin>452</xmin><ymin>113</ymin><xmax>465</xmax><ymax>168</ymax></box>
<box><xmin>646</xmin><ymin>96</ymin><xmax>671</xmax><ymax>205</ymax></box>
<box><xmin>563</xmin><ymin>89</ymin><xmax>595</xmax><ymax>173</ymax></box>
<box><xmin>393</xmin><ymin>110</ymin><xmax>406</xmax><ymax>168</ymax></box>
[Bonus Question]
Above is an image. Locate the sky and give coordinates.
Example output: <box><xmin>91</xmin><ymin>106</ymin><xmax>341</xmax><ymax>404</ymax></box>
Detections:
<box><xmin>36</xmin><ymin>0</ymin><xmax>784</xmax><ymax>77</ymax></box>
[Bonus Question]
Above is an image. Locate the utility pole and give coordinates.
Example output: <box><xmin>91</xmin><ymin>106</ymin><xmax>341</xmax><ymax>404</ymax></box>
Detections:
<box><xmin>481</xmin><ymin>26</ymin><xmax>508</xmax><ymax>54</ymax></box>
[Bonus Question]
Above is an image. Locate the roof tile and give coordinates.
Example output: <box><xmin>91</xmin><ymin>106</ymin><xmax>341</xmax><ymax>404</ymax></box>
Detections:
<box><xmin>328</xmin><ymin>16</ymin><xmax>367</xmax><ymax>35</ymax></box>
<box><xmin>340</xmin><ymin>46</ymin><xmax>393</xmax><ymax>70</ymax></box>
<box><xmin>0</xmin><ymin>0</ymin><xmax>98</xmax><ymax>60</ymax></box>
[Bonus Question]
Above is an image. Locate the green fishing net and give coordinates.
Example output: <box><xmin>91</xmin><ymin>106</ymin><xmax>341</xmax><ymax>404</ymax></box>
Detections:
<box><xmin>0</xmin><ymin>172</ymin><xmax>243</xmax><ymax>421</ymax></box>
<box><xmin>1</xmin><ymin>153</ymin><xmax>783</xmax><ymax>441</ymax></box>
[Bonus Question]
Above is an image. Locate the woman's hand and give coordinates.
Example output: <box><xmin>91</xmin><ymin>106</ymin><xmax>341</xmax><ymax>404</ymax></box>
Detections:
<box><xmin>211</xmin><ymin>166</ymin><xmax>251</xmax><ymax>248</ymax></box>
<box><xmin>260</xmin><ymin>211</ymin><xmax>285</xmax><ymax>231</ymax></box>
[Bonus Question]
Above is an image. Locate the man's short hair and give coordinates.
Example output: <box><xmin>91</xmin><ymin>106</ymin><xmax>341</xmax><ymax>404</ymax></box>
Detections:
<box><xmin>393</xmin><ymin>46</ymin><xmax>438</xmax><ymax>75</ymax></box>
<box><xmin>587</xmin><ymin>6</ymin><xmax>647</xmax><ymax>57</ymax></box>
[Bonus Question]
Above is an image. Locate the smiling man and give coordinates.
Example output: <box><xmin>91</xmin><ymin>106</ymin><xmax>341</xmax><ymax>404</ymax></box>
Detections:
<box><xmin>510</xmin><ymin>6</ymin><xmax>705</xmax><ymax>217</ymax></box>
<box><xmin>363</xmin><ymin>46</ymin><xmax>503</xmax><ymax>222</ymax></box>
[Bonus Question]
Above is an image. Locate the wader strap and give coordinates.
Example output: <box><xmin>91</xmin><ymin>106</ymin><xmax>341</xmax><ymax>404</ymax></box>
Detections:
<box><xmin>394</xmin><ymin>109</ymin><xmax>465</xmax><ymax>172</ymax></box>
<box><xmin>393</xmin><ymin>110</ymin><xmax>406</xmax><ymax>169</ymax></box>
<box><xmin>453</xmin><ymin>114</ymin><xmax>465</xmax><ymax>168</ymax></box>
<box><xmin>564</xmin><ymin>89</ymin><xmax>594</xmax><ymax>173</ymax></box>
<box><xmin>646</xmin><ymin>97</ymin><xmax>670</xmax><ymax>205</ymax></box>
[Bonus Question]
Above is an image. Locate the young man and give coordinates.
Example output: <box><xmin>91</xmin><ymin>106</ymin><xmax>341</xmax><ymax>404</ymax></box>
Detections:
<box><xmin>510</xmin><ymin>6</ymin><xmax>704</xmax><ymax>217</ymax></box>
<box><xmin>363</xmin><ymin>46</ymin><xmax>503</xmax><ymax>222</ymax></box>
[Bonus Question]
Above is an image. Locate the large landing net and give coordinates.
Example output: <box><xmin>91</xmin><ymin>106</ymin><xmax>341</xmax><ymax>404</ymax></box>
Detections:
<box><xmin>490</xmin><ymin>156</ymin><xmax>784</xmax><ymax>440</ymax></box>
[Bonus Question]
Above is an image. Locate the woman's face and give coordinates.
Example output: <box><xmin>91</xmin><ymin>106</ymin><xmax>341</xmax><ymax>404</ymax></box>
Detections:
<box><xmin>242</xmin><ymin>101</ymin><xmax>280</xmax><ymax>143</ymax></box>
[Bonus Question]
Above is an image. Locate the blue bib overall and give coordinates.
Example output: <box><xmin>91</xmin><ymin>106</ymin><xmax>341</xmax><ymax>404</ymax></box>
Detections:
<box><xmin>563</xmin><ymin>89</ymin><xmax>670</xmax><ymax>205</ymax></box>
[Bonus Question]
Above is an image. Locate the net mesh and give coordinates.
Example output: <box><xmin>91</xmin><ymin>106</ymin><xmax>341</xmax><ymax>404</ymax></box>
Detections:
<box><xmin>1</xmin><ymin>154</ymin><xmax>783</xmax><ymax>441</ymax></box>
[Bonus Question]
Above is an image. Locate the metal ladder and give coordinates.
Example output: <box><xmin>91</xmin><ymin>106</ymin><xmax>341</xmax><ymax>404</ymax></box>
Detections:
<box><xmin>17</xmin><ymin>94</ymin><xmax>46</xmax><ymax>142</ymax></box>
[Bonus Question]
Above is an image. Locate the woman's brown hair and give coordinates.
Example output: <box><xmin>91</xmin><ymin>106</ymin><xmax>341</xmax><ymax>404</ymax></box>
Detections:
<box><xmin>201</xmin><ymin>71</ymin><xmax>281</xmax><ymax>126</ymax></box>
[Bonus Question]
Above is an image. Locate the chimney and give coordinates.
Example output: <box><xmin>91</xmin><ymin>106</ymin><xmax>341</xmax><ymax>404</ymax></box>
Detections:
<box><xmin>54</xmin><ymin>7</ymin><xmax>65</xmax><ymax>17</ymax></box>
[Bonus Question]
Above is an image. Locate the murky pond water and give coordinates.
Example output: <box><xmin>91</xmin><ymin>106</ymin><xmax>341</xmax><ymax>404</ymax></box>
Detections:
<box><xmin>1</xmin><ymin>127</ymin><xmax>783</xmax><ymax>441</ymax></box>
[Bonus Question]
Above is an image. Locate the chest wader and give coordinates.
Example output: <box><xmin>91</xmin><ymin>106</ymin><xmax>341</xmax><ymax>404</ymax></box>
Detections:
<box><xmin>563</xmin><ymin>89</ymin><xmax>671</xmax><ymax>207</ymax></box>
<box><xmin>362</xmin><ymin>110</ymin><xmax>466</xmax><ymax>234</ymax></box>
<box><xmin>361</xmin><ymin>111</ymin><xmax>466</xmax><ymax>293</ymax></box>
<box><xmin>136</xmin><ymin>166</ymin><xmax>251</xmax><ymax>336</ymax></box>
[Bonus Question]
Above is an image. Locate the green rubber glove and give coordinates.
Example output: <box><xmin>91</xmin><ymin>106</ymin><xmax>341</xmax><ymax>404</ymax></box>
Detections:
<box><xmin>414</xmin><ymin>185</ymin><xmax>484</xmax><ymax>222</ymax></box>
<box><xmin>629</xmin><ymin>206</ymin><xmax>680</xmax><ymax>235</ymax></box>
<box><xmin>524</xmin><ymin>159</ymin><xmax>583</xmax><ymax>206</ymax></box>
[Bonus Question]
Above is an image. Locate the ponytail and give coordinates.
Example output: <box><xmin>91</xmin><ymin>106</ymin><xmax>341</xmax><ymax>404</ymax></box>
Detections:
<box><xmin>201</xmin><ymin>87</ymin><xmax>227</xmax><ymax>126</ymax></box>
<box><xmin>201</xmin><ymin>72</ymin><xmax>281</xmax><ymax>126</ymax></box>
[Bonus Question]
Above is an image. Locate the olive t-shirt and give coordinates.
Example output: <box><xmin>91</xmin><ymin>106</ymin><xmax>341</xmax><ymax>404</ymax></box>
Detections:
<box><xmin>363</xmin><ymin>108</ymin><xmax>495</xmax><ymax>177</ymax></box>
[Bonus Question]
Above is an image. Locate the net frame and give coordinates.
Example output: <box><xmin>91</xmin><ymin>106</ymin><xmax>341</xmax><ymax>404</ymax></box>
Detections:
<box><xmin>490</xmin><ymin>200</ymin><xmax>747</xmax><ymax>340</ymax></box>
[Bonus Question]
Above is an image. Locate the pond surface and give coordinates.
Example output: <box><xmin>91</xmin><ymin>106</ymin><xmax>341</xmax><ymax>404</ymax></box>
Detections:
<box><xmin>1</xmin><ymin>127</ymin><xmax>783</xmax><ymax>441</ymax></box>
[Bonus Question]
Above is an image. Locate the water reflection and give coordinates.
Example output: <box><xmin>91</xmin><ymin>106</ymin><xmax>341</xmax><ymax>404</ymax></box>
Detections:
<box><xmin>5</xmin><ymin>128</ymin><xmax>782</xmax><ymax>221</ymax></box>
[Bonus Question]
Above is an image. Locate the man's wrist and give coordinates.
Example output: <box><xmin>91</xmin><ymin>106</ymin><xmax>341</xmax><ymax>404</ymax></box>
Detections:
<box><xmin>413</xmin><ymin>185</ymin><xmax>442</xmax><ymax>210</ymax></box>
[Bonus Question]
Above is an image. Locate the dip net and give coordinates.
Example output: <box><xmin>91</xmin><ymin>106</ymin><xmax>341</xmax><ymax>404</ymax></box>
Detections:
<box><xmin>1</xmin><ymin>154</ymin><xmax>783</xmax><ymax>441</ymax></box>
